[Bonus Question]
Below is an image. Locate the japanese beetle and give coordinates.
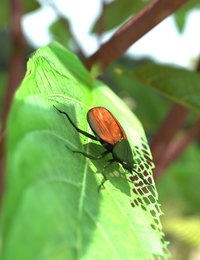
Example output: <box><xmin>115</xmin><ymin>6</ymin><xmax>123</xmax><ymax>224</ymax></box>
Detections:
<box><xmin>54</xmin><ymin>106</ymin><xmax>150</xmax><ymax>189</ymax></box>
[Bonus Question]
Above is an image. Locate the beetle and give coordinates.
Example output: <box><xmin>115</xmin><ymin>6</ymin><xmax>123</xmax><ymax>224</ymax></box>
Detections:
<box><xmin>54</xmin><ymin>106</ymin><xmax>151</xmax><ymax>190</ymax></box>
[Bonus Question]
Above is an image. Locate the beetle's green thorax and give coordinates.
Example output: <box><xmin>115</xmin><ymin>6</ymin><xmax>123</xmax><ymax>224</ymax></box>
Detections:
<box><xmin>112</xmin><ymin>139</ymin><xmax>134</xmax><ymax>171</ymax></box>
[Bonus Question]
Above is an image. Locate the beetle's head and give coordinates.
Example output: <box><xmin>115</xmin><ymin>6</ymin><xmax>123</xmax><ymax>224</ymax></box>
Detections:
<box><xmin>112</xmin><ymin>139</ymin><xmax>134</xmax><ymax>172</ymax></box>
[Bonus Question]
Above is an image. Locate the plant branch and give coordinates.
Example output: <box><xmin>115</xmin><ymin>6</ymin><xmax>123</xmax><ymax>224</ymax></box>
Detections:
<box><xmin>150</xmin><ymin>104</ymin><xmax>189</xmax><ymax>176</ymax></box>
<box><xmin>155</xmin><ymin>118</ymin><xmax>200</xmax><ymax>174</ymax></box>
<box><xmin>0</xmin><ymin>0</ymin><xmax>25</xmax><ymax>198</ymax></box>
<box><xmin>84</xmin><ymin>0</ymin><xmax>188</xmax><ymax>70</ymax></box>
<box><xmin>153</xmin><ymin>56</ymin><xmax>200</xmax><ymax>177</ymax></box>
<box><xmin>2</xmin><ymin>0</ymin><xmax>26</xmax><ymax>124</ymax></box>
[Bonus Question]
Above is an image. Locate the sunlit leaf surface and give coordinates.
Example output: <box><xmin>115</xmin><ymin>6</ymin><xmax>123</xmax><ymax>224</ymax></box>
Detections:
<box><xmin>132</xmin><ymin>62</ymin><xmax>200</xmax><ymax>113</ymax></box>
<box><xmin>2</xmin><ymin>42</ymin><xmax>169</xmax><ymax>260</ymax></box>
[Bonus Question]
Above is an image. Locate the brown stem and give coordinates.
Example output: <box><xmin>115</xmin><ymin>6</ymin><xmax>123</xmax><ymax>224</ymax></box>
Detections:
<box><xmin>196</xmin><ymin>55</ymin><xmax>200</xmax><ymax>72</ymax></box>
<box><xmin>153</xmin><ymin>56</ymin><xmax>200</xmax><ymax>177</ymax></box>
<box><xmin>151</xmin><ymin>104</ymin><xmax>189</xmax><ymax>175</ymax></box>
<box><xmin>2</xmin><ymin>0</ymin><xmax>25</xmax><ymax>124</ymax></box>
<box><xmin>155</xmin><ymin>118</ymin><xmax>200</xmax><ymax>174</ymax></box>
<box><xmin>0</xmin><ymin>0</ymin><xmax>25</xmax><ymax>198</ymax></box>
<box><xmin>84</xmin><ymin>0</ymin><xmax>188</xmax><ymax>70</ymax></box>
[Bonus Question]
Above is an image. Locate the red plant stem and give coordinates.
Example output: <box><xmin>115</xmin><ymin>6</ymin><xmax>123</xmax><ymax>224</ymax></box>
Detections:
<box><xmin>151</xmin><ymin>104</ymin><xmax>189</xmax><ymax>175</ymax></box>
<box><xmin>0</xmin><ymin>0</ymin><xmax>25</xmax><ymax>198</ymax></box>
<box><xmin>2</xmin><ymin>0</ymin><xmax>26</xmax><ymax>123</ymax></box>
<box><xmin>84</xmin><ymin>0</ymin><xmax>188</xmax><ymax>70</ymax></box>
<box><xmin>153</xmin><ymin>57</ymin><xmax>200</xmax><ymax>177</ymax></box>
<box><xmin>155</xmin><ymin>118</ymin><xmax>200</xmax><ymax>174</ymax></box>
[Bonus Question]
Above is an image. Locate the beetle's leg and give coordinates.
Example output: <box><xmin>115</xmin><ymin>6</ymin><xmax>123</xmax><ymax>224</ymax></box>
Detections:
<box><xmin>72</xmin><ymin>150</ymin><xmax>109</xmax><ymax>160</ymax></box>
<box><xmin>54</xmin><ymin>106</ymin><xmax>98</xmax><ymax>141</ymax></box>
<box><xmin>98</xmin><ymin>159</ymin><xmax>116</xmax><ymax>192</ymax></box>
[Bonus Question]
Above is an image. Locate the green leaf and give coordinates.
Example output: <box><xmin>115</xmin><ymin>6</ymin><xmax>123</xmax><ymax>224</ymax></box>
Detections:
<box><xmin>50</xmin><ymin>18</ymin><xmax>73</xmax><ymax>48</ymax></box>
<box><xmin>104</xmin><ymin>62</ymin><xmax>170</xmax><ymax>132</ymax></box>
<box><xmin>132</xmin><ymin>62</ymin><xmax>200</xmax><ymax>114</ymax></box>
<box><xmin>0</xmin><ymin>0</ymin><xmax>40</xmax><ymax>27</ymax></box>
<box><xmin>163</xmin><ymin>216</ymin><xmax>200</xmax><ymax>247</ymax></box>
<box><xmin>174</xmin><ymin>0</ymin><xmax>200</xmax><ymax>32</ymax></box>
<box><xmin>158</xmin><ymin>144</ymin><xmax>200</xmax><ymax>215</ymax></box>
<box><xmin>2</xmin><ymin>42</ymin><xmax>169</xmax><ymax>259</ymax></box>
<box><xmin>157</xmin><ymin>144</ymin><xmax>200</xmax><ymax>255</ymax></box>
<box><xmin>92</xmin><ymin>0</ymin><xmax>152</xmax><ymax>33</ymax></box>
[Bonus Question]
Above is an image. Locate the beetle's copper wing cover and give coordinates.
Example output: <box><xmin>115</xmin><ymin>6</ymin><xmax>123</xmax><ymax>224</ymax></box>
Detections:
<box><xmin>87</xmin><ymin>107</ymin><xmax>127</xmax><ymax>145</ymax></box>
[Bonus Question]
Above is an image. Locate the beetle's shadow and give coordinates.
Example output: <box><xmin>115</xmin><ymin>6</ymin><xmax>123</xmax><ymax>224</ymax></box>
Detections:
<box><xmin>67</xmin><ymin>142</ymin><xmax>131</xmax><ymax>197</ymax></box>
